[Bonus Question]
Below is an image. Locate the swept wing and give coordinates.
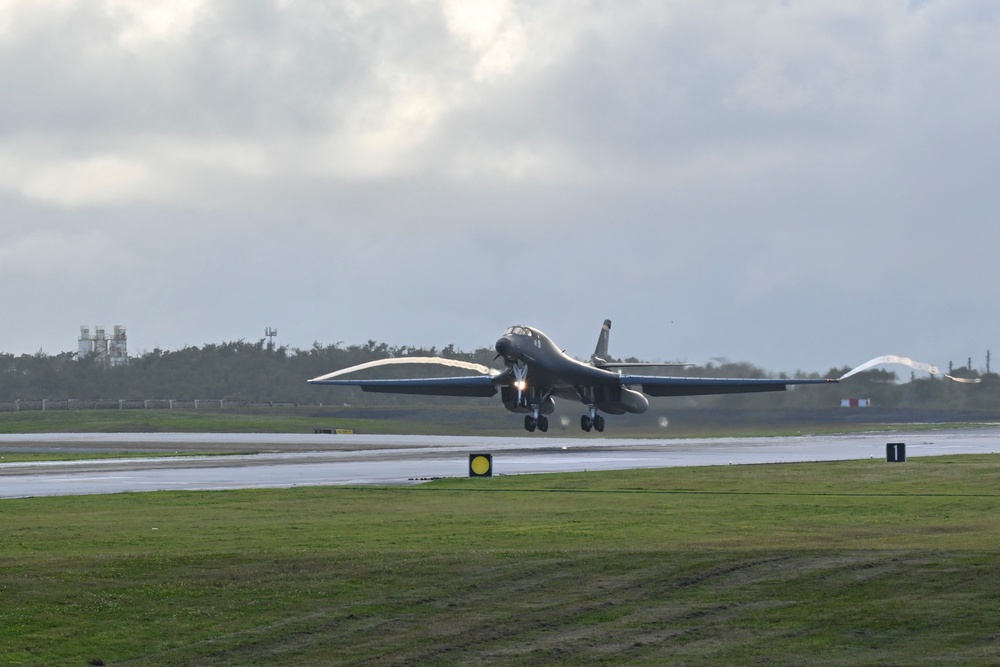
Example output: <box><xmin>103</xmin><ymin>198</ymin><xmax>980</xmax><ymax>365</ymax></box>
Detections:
<box><xmin>308</xmin><ymin>374</ymin><xmax>499</xmax><ymax>397</ymax></box>
<box><xmin>308</xmin><ymin>356</ymin><xmax>504</xmax><ymax>397</ymax></box>
<box><xmin>619</xmin><ymin>374</ymin><xmax>835</xmax><ymax>397</ymax></box>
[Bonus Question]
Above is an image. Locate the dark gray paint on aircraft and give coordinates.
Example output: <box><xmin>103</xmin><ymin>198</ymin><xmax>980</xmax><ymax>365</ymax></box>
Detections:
<box><xmin>309</xmin><ymin>320</ymin><xmax>836</xmax><ymax>432</ymax></box>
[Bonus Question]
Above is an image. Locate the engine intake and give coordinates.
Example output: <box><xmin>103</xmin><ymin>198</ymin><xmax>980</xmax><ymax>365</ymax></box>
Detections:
<box><xmin>500</xmin><ymin>386</ymin><xmax>555</xmax><ymax>414</ymax></box>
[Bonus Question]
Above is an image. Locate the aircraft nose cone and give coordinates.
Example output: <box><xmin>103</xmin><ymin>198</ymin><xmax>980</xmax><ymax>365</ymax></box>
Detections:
<box><xmin>495</xmin><ymin>337</ymin><xmax>517</xmax><ymax>362</ymax></box>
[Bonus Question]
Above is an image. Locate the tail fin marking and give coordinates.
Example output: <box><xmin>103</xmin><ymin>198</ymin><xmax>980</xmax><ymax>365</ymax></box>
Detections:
<box><xmin>591</xmin><ymin>319</ymin><xmax>612</xmax><ymax>365</ymax></box>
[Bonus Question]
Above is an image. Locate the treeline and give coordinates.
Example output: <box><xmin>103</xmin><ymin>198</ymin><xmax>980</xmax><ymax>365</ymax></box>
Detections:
<box><xmin>0</xmin><ymin>339</ymin><xmax>996</xmax><ymax>411</ymax></box>
<box><xmin>0</xmin><ymin>340</ymin><xmax>498</xmax><ymax>406</ymax></box>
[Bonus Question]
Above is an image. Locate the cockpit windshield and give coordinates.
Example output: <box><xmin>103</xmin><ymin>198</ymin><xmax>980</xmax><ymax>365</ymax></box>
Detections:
<box><xmin>504</xmin><ymin>326</ymin><xmax>532</xmax><ymax>337</ymax></box>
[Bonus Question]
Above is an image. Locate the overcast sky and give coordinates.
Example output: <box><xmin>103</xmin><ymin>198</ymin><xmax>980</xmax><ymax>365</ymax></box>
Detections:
<box><xmin>1</xmin><ymin>0</ymin><xmax>998</xmax><ymax>374</ymax></box>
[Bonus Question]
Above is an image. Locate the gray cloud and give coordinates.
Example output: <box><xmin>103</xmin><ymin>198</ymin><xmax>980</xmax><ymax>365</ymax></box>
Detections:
<box><xmin>0</xmin><ymin>0</ymin><xmax>998</xmax><ymax>375</ymax></box>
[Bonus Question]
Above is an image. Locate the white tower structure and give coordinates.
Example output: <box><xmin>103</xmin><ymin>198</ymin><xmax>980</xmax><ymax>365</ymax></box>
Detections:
<box><xmin>78</xmin><ymin>326</ymin><xmax>94</xmax><ymax>357</ymax></box>
<box><xmin>77</xmin><ymin>324</ymin><xmax>128</xmax><ymax>365</ymax></box>
<box><xmin>94</xmin><ymin>326</ymin><xmax>107</xmax><ymax>363</ymax></box>
<box><xmin>109</xmin><ymin>326</ymin><xmax>128</xmax><ymax>366</ymax></box>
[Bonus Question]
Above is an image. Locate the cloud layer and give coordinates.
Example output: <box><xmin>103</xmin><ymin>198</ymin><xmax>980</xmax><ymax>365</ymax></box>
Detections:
<box><xmin>1</xmin><ymin>0</ymin><xmax>998</xmax><ymax>373</ymax></box>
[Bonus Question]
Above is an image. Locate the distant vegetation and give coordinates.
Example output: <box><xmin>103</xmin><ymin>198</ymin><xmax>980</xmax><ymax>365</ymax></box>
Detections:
<box><xmin>0</xmin><ymin>339</ymin><xmax>996</xmax><ymax>412</ymax></box>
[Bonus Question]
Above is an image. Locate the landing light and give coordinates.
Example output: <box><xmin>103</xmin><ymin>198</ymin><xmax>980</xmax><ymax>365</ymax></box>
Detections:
<box><xmin>515</xmin><ymin>380</ymin><xmax>527</xmax><ymax>391</ymax></box>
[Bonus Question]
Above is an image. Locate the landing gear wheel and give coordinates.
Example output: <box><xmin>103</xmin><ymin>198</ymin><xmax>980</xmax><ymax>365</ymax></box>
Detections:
<box><xmin>580</xmin><ymin>415</ymin><xmax>593</xmax><ymax>432</ymax></box>
<box><xmin>594</xmin><ymin>415</ymin><xmax>605</xmax><ymax>432</ymax></box>
<box><xmin>524</xmin><ymin>415</ymin><xmax>537</xmax><ymax>432</ymax></box>
<box><xmin>538</xmin><ymin>415</ymin><xmax>549</xmax><ymax>432</ymax></box>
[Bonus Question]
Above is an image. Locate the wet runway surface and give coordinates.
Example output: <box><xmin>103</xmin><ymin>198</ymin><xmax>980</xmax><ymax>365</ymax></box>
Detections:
<box><xmin>2</xmin><ymin>427</ymin><xmax>999</xmax><ymax>498</ymax></box>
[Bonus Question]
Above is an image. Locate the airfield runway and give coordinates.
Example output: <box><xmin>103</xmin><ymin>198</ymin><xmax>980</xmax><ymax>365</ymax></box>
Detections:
<box><xmin>2</xmin><ymin>427</ymin><xmax>999</xmax><ymax>499</ymax></box>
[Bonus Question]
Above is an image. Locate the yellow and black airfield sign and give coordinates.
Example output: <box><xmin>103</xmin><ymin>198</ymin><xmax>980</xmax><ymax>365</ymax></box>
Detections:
<box><xmin>469</xmin><ymin>453</ymin><xmax>493</xmax><ymax>478</ymax></box>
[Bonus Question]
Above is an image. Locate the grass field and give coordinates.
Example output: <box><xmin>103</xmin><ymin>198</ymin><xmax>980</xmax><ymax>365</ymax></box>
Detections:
<box><xmin>0</xmin><ymin>409</ymin><xmax>395</xmax><ymax>436</ymax></box>
<box><xmin>0</xmin><ymin>406</ymin><xmax>989</xmax><ymax>440</ymax></box>
<box><xmin>3</xmin><ymin>455</ymin><xmax>1000</xmax><ymax>666</ymax></box>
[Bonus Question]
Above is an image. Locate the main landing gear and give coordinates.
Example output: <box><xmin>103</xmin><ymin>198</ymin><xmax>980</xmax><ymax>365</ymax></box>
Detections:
<box><xmin>524</xmin><ymin>414</ymin><xmax>549</xmax><ymax>432</ymax></box>
<box><xmin>581</xmin><ymin>413</ymin><xmax>605</xmax><ymax>432</ymax></box>
<box><xmin>573</xmin><ymin>389</ymin><xmax>606</xmax><ymax>433</ymax></box>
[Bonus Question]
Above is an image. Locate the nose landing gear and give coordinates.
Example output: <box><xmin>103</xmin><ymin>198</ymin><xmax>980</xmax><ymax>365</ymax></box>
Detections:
<box><xmin>516</xmin><ymin>376</ymin><xmax>552</xmax><ymax>433</ymax></box>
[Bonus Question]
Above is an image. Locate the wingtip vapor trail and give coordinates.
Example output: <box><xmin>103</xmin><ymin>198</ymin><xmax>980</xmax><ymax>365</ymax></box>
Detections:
<box><xmin>308</xmin><ymin>356</ymin><xmax>499</xmax><ymax>383</ymax></box>
<box><xmin>840</xmin><ymin>355</ymin><xmax>981</xmax><ymax>383</ymax></box>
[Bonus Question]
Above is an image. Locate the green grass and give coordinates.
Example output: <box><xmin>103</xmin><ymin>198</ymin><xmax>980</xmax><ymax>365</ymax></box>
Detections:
<box><xmin>0</xmin><ymin>406</ymin><xmax>536</xmax><ymax>437</ymax></box>
<box><xmin>0</xmin><ymin>409</ymin><xmax>379</xmax><ymax>435</ymax></box>
<box><xmin>3</xmin><ymin>456</ymin><xmax>1000</xmax><ymax>665</ymax></box>
<box><xmin>0</xmin><ymin>406</ymin><xmax>992</xmax><ymax>438</ymax></box>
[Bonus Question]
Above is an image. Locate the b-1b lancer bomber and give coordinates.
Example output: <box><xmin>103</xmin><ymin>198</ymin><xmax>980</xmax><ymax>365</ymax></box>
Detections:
<box><xmin>309</xmin><ymin>320</ymin><xmax>836</xmax><ymax>432</ymax></box>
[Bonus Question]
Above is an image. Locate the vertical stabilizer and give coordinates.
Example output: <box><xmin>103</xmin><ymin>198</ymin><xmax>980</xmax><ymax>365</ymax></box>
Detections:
<box><xmin>591</xmin><ymin>319</ymin><xmax>612</xmax><ymax>365</ymax></box>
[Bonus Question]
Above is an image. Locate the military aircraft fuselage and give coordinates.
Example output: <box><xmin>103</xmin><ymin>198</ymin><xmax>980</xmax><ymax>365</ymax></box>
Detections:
<box><xmin>495</xmin><ymin>326</ymin><xmax>615</xmax><ymax>386</ymax></box>
<box><xmin>309</xmin><ymin>319</ymin><xmax>836</xmax><ymax>433</ymax></box>
<box><xmin>494</xmin><ymin>325</ymin><xmax>650</xmax><ymax>417</ymax></box>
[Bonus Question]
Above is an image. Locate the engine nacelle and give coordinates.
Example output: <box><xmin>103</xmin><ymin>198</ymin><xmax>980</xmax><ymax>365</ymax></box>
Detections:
<box><xmin>500</xmin><ymin>386</ymin><xmax>556</xmax><ymax>415</ymax></box>
<box><xmin>596</xmin><ymin>386</ymin><xmax>649</xmax><ymax>415</ymax></box>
